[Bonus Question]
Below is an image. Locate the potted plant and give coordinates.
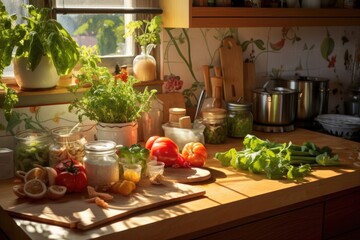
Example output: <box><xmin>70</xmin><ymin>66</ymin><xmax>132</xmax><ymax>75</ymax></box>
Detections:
<box><xmin>68</xmin><ymin>46</ymin><xmax>157</xmax><ymax>146</ymax></box>
<box><xmin>124</xmin><ymin>15</ymin><xmax>162</xmax><ymax>82</ymax></box>
<box><xmin>2</xmin><ymin>4</ymin><xmax>79</xmax><ymax>90</ymax></box>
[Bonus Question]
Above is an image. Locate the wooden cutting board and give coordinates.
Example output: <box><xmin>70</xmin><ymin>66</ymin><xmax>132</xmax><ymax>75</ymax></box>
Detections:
<box><xmin>6</xmin><ymin>179</ymin><xmax>205</xmax><ymax>230</ymax></box>
<box><xmin>164</xmin><ymin>167</ymin><xmax>211</xmax><ymax>183</ymax></box>
<box><xmin>219</xmin><ymin>36</ymin><xmax>244</xmax><ymax>102</ymax></box>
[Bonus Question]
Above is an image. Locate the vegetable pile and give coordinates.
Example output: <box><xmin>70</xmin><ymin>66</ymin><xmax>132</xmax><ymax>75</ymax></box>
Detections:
<box><xmin>215</xmin><ymin>134</ymin><xmax>339</xmax><ymax>181</ymax></box>
<box><xmin>145</xmin><ymin>136</ymin><xmax>207</xmax><ymax>168</ymax></box>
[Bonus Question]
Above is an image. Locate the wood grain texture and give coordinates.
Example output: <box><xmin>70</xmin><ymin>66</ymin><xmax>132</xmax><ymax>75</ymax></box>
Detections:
<box><xmin>5</xmin><ymin>179</ymin><xmax>205</xmax><ymax>230</ymax></box>
<box><xmin>1</xmin><ymin>128</ymin><xmax>360</xmax><ymax>239</ymax></box>
<box><xmin>219</xmin><ymin>37</ymin><xmax>244</xmax><ymax>102</ymax></box>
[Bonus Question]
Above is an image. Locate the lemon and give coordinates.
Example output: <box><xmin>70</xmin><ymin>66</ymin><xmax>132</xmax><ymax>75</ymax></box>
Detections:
<box><xmin>123</xmin><ymin>169</ymin><xmax>141</xmax><ymax>183</ymax></box>
<box><xmin>47</xmin><ymin>185</ymin><xmax>67</xmax><ymax>200</ymax></box>
<box><xmin>23</xmin><ymin>179</ymin><xmax>47</xmax><ymax>199</ymax></box>
<box><xmin>13</xmin><ymin>184</ymin><xmax>27</xmax><ymax>198</ymax></box>
<box><xmin>24</xmin><ymin>167</ymin><xmax>48</xmax><ymax>184</ymax></box>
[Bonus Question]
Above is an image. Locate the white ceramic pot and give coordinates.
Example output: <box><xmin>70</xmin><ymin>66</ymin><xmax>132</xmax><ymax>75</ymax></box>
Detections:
<box><xmin>13</xmin><ymin>56</ymin><xmax>59</xmax><ymax>90</ymax></box>
<box><xmin>96</xmin><ymin>122</ymin><xmax>138</xmax><ymax>147</ymax></box>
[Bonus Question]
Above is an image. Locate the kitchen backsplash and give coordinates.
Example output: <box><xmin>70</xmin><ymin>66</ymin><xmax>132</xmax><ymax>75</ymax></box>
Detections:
<box><xmin>162</xmin><ymin>26</ymin><xmax>360</xmax><ymax>111</ymax></box>
<box><xmin>1</xmin><ymin>26</ymin><xmax>360</xmax><ymax>148</ymax></box>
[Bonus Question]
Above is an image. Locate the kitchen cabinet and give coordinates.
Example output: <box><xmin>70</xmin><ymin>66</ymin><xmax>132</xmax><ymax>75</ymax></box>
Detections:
<box><xmin>160</xmin><ymin>0</ymin><xmax>360</xmax><ymax>28</ymax></box>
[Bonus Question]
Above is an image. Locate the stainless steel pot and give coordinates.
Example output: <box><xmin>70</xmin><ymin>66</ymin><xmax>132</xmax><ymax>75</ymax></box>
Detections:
<box><xmin>274</xmin><ymin>76</ymin><xmax>329</xmax><ymax>121</ymax></box>
<box><xmin>252</xmin><ymin>87</ymin><xmax>299</xmax><ymax>125</ymax></box>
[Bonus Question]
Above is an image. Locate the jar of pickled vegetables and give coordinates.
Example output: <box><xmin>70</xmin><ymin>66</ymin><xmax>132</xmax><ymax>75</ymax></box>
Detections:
<box><xmin>15</xmin><ymin>129</ymin><xmax>52</xmax><ymax>172</ymax></box>
<box><xmin>202</xmin><ymin>108</ymin><xmax>227</xmax><ymax>144</ymax></box>
<box><xmin>83</xmin><ymin>140</ymin><xmax>119</xmax><ymax>191</ymax></box>
<box><xmin>227</xmin><ymin>102</ymin><xmax>253</xmax><ymax>138</ymax></box>
<box><xmin>49</xmin><ymin>126</ymin><xmax>86</xmax><ymax>167</ymax></box>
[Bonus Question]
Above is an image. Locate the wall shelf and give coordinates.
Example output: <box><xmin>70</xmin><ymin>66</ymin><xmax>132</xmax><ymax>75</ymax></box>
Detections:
<box><xmin>0</xmin><ymin>80</ymin><xmax>163</xmax><ymax>108</ymax></box>
<box><xmin>160</xmin><ymin>0</ymin><xmax>360</xmax><ymax>28</ymax></box>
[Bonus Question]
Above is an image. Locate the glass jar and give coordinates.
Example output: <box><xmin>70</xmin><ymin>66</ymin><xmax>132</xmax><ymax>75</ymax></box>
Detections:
<box><xmin>83</xmin><ymin>140</ymin><xmax>119</xmax><ymax>191</ymax></box>
<box><xmin>133</xmin><ymin>44</ymin><xmax>156</xmax><ymax>81</ymax></box>
<box><xmin>15</xmin><ymin>129</ymin><xmax>52</xmax><ymax>172</ymax></box>
<box><xmin>227</xmin><ymin>102</ymin><xmax>253</xmax><ymax>138</ymax></box>
<box><xmin>202</xmin><ymin>108</ymin><xmax>227</xmax><ymax>144</ymax></box>
<box><xmin>49</xmin><ymin>126</ymin><xmax>87</xmax><ymax>167</ymax></box>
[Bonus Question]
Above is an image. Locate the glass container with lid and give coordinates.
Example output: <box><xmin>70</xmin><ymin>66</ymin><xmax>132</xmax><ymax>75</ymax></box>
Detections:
<box><xmin>227</xmin><ymin>102</ymin><xmax>253</xmax><ymax>138</ymax></box>
<box><xmin>83</xmin><ymin>140</ymin><xmax>119</xmax><ymax>191</ymax></box>
<box><xmin>15</xmin><ymin>129</ymin><xmax>52</xmax><ymax>172</ymax></box>
<box><xmin>49</xmin><ymin>126</ymin><xmax>87</xmax><ymax>167</ymax></box>
<box><xmin>202</xmin><ymin>108</ymin><xmax>227</xmax><ymax>144</ymax></box>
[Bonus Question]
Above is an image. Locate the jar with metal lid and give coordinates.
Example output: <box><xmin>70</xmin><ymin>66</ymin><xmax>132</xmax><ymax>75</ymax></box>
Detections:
<box><xmin>15</xmin><ymin>129</ymin><xmax>52</xmax><ymax>172</ymax></box>
<box><xmin>83</xmin><ymin>140</ymin><xmax>119</xmax><ymax>191</ymax></box>
<box><xmin>202</xmin><ymin>108</ymin><xmax>227</xmax><ymax>144</ymax></box>
<box><xmin>49</xmin><ymin>126</ymin><xmax>87</xmax><ymax>167</ymax></box>
<box><xmin>227</xmin><ymin>102</ymin><xmax>253</xmax><ymax>138</ymax></box>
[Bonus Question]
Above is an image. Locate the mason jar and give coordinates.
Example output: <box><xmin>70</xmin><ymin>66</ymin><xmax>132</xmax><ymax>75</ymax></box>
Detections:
<box><xmin>15</xmin><ymin>129</ymin><xmax>52</xmax><ymax>172</ymax></box>
<box><xmin>49</xmin><ymin>126</ymin><xmax>87</xmax><ymax>167</ymax></box>
<box><xmin>227</xmin><ymin>102</ymin><xmax>253</xmax><ymax>138</ymax></box>
<box><xmin>202</xmin><ymin>108</ymin><xmax>227</xmax><ymax>144</ymax></box>
<box><xmin>83</xmin><ymin>140</ymin><xmax>119</xmax><ymax>191</ymax></box>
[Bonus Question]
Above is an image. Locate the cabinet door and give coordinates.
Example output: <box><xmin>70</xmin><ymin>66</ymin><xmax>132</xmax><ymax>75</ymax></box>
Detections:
<box><xmin>323</xmin><ymin>188</ymin><xmax>360</xmax><ymax>239</ymax></box>
<box><xmin>196</xmin><ymin>203</ymin><xmax>324</xmax><ymax>240</ymax></box>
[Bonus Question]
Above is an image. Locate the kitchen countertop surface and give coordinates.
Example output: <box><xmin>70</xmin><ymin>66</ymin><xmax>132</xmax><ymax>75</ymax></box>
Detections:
<box><xmin>1</xmin><ymin>128</ymin><xmax>360</xmax><ymax>239</ymax></box>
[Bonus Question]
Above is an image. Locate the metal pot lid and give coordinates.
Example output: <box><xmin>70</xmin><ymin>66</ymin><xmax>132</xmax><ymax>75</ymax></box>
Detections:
<box><xmin>253</xmin><ymin>87</ymin><xmax>298</xmax><ymax>95</ymax></box>
<box><xmin>227</xmin><ymin>102</ymin><xmax>252</xmax><ymax>111</ymax></box>
<box><xmin>276</xmin><ymin>75</ymin><xmax>329</xmax><ymax>83</ymax></box>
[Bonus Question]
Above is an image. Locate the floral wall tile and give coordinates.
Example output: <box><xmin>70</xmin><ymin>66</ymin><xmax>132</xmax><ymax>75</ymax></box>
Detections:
<box><xmin>162</xmin><ymin>26</ymin><xmax>360</xmax><ymax>114</ymax></box>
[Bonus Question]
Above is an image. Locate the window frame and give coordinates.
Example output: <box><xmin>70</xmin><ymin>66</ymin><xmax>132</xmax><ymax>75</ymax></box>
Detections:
<box><xmin>49</xmin><ymin>1</ymin><xmax>163</xmax><ymax>75</ymax></box>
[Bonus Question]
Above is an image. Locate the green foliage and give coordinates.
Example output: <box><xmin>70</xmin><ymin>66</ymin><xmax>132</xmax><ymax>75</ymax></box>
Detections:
<box><xmin>215</xmin><ymin>134</ymin><xmax>339</xmax><ymax>181</ymax></box>
<box><xmin>68</xmin><ymin>46</ymin><xmax>157</xmax><ymax>123</ymax></box>
<box><xmin>14</xmin><ymin>5</ymin><xmax>80</xmax><ymax>75</ymax></box>
<box><xmin>124</xmin><ymin>15</ymin><xmax>162</xmax><ymax>46</ymax></box>
<box><xmin>73</xmin><ymin>15</ymin><xmax>125</xmax><ymax>56</ymax></box>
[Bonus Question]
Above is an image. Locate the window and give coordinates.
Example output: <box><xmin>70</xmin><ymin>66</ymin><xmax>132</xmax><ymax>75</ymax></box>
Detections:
<box><xmin>2</xmin><ymin>0</ymin><xmax>162</xmax><ymax>76</ymax></box>
<box><xmin>51</xmin><ymin>0</ymin><xmax>162</xmax><ymax>72</ymax></box>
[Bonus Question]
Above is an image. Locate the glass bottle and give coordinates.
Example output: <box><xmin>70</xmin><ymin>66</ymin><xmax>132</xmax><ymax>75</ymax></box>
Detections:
<box><xmin>202</xmin><ymin>108</ymin><xmax>227</xmax><ymax>144</ymax></box>
<box><xmin>83</xmin><ymin>140</ymin><xmax>119</xmax><ymax>191</ymax></box>
<box><xmin>227</xmin><ymin>102</ymin><xmax>253</xmax><ymax>138</ymax></box>
<box><xmin>15</xmin><ymin>129</ymin><xmax>52</xmax><ymax>172</ymax></box>
<box><xmin>133</xmin><ymin>44</ymin><xmax>156</xmax><ymax>81</ymax></box>
<box><xmin>49</xmin><ymin>126</ymin><xmax>87</xmax><ymax>167</ymax></box>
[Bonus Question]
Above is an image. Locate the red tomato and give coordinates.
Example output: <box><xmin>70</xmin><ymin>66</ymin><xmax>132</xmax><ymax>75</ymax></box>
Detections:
<box><xmin>145</xmin><ymin>136</ymin><xmax>160</xmax><ymax>150</ymax></box>
<box><xmin>54</xmin><ymin>159</ymin><xmax>88</xmax><ymax>193</ymax></box>
<box><xmin>181</xmin><ymin>142</ymin><xmax>207</xmax><ymax>167</ymax></box>
<box><xmin>54</xmin><ymin>159</ymin><xmax>86</xmax><ymax>175</ymax></box>
<box><xmin>150</xmin><ymin>137</ymin><xmax>179</xmax><ymax>167</ymax></box>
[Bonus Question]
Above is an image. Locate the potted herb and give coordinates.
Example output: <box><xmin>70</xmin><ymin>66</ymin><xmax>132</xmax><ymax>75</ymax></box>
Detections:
<box><xmin>2</xmin><ymin>4</ymin><xmax>80</xmax><ymax>90</ymax></box>
<box><xmin>124</xmin><ymin>15</ymin><xmax>162</xmax><ymax>82</ymax></box>
<box><xmin>68</xmin><ymin>46</ymin><xmax>157</xmax><ymax>146</ymax></box>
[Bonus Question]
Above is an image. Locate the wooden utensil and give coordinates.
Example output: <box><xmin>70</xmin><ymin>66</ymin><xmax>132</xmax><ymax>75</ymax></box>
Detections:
<box><xmin>202</xmin><ymin>65</ymin><xmax>212</xmax><ymax>97</ymax></box>
<box><xmin>243</xmin><ymin>62</ymin><xmax>256</xmax><ymax>103</ymax></box>
<box><xmin>219</xmin><ymin>36</ymin><xmax>244</xmax><ymax>102</ymax></box>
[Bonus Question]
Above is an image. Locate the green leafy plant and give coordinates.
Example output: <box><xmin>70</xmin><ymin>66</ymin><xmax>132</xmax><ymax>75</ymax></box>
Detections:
<box><xmin>14</xmin><ymin>4</ymin><xmax>79</xmax><ymax>74</ymax></box>
<box><xmin>1</xmin><ymin>3</ymin><xmax>80</xmax><ymax>131</ymax></box>
<box><xmin>124</xmin><ymin>15</ymin><xmax>162</xmax><ymax>46</ymax></box>
<box><xmin>68</xmin><ymin>46</ymin><xmax>157</xmax><ymax>123</ymax></box>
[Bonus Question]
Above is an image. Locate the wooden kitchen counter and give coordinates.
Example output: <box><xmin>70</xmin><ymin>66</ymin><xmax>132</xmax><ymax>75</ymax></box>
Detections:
<box><xmin>1</xmin><ymin>128</ymin><xmax>360</xmax><ymax>239</ymax></box>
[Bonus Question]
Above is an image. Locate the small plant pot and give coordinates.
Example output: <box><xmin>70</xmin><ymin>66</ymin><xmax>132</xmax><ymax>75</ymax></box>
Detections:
<box><xmin>96</xmin><ymin>122</ymin><xmax>138</xmax><ymax>147</ymax></box>
<box><xmin>13</xmin><ymin>56</ymin><xmax>59</xmax><ymax>90</ymax></box>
